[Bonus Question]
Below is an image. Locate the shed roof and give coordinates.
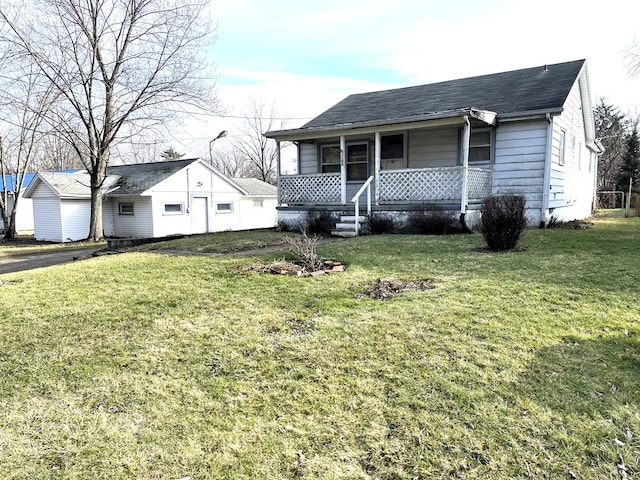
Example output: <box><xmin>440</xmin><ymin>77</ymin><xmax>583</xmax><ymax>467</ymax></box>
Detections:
<box><xmin>230</xmin><ymin>177</ymin><xmax>277</xmax><ymax>196</ymax></box>
<box><xmin>266</xmin><ymin>59</ymin><xmax>587</xmax><ymax>138</ymax></box>
<box><xmin>108</xmin><ymin>158</ymin><xmax>199</xmax><ymax>195</ymax></box>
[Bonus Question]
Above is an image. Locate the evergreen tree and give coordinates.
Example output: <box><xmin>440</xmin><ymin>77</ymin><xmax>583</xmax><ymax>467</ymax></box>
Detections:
<box><xmin>160</xmin><ymin>147</ymin><xmax>185</xmax><ymax>161</ymax></box>
<box><xmin>616</xmin><ymin>125</ymin><xmax>640</xmax><ymax>192</ymax></box>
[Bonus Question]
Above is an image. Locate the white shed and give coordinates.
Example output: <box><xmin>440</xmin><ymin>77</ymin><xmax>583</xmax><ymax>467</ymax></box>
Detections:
<box><xmin>24</xmin><ymin>158</ymin><xmax>278</xmax><ymax>242</ymax></box>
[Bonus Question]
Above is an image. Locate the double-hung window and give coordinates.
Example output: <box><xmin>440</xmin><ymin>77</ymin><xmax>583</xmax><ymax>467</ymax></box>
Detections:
<box><xmin>468</xmin><ymin>129</ymin><xmax>492</xmax><ymax>163</ymax></box>
<box><xmin>320</xmin><ymin>143</ymin><xmax>369</xmax><ymax>181</ymax></box>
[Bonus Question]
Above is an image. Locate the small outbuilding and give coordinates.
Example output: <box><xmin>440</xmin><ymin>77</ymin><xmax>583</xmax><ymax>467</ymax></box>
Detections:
<box><xmin>23</xmin><ymin>158</ymin><xmax>277</xmax><ymax>242</ymax></box>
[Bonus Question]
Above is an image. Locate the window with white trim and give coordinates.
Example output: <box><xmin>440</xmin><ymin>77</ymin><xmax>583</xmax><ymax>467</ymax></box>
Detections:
<box><xmin>163</xmin><ymin>202</ymin><xmax>184</xmax><ymax>215</ymax></box>
<box><xmin>346</xmin><ymin>143</ymin><xmax>368</xmax><ymax>181</ymax></box>
<box><xmin>320</xmin><ymin>145</ymin><xmax>340</xmax><ymax>174</ymax></box>
<box><xmin>118</xmin><ymin>202</ymin><xmax>134</xmax><ymax>215</ymax></box>
<box><xmin>559</xmin><ymin>130</ymin><xmax>566</xmax><ymax>166</ymax></box>
<box><xmin>469</xmin><ymin>129</ymin><xmax>492</xmax><ymax>163</ymax></box>
<box><xmin>381</xmin><ymin>134</ymin><xmax>404</xmax><ymax>160</ymax></box>
<box><xmin>253</xmin><ymin>199</ymin><xmax>263</xmax><ymax>207</ymax></box>
<box><xmin>216</xmin><ymin>202</ymin><xmax>233</xmax><ymax>213</ymax></box>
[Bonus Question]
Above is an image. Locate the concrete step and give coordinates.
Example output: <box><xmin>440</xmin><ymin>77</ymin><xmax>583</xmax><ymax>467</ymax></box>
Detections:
<box><xmin>331</xmin><ymin>229</ymin><xmax>357</xmax><ymax>238</ymax></box>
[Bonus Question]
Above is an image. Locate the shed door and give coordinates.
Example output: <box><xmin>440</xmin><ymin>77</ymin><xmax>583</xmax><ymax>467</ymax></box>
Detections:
<box><xmin>191</xmin><ymin>196</ymin><xmax>209</xmax><ymax>233</ymax></box>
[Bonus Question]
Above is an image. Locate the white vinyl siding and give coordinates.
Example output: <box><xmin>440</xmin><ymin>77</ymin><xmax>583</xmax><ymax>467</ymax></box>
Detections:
<box><xmin>32</xmin><ymin>197</ymin><xmax>62</xmax><ymax>242</ymax></box>
<box><xmin>60</xmin><ymin>200</ymin><xmax>91</xmax><ymax>241</ymax></box>
<box><xmin>299</xmin><ymin>142</ymin><xmax>319</xmax><ymax>175</ymax></box>
<box><xmin>407</xmin><ymin>127</ymin><xmax>458</xmax><ymax>168</ymax></box>
<box><xmin>111</xmin><ymin>197</ymin><xmax>153</xmax><ymax>238</ymax></box>
<box><xmin>546</xmin><ymin>75</ymin><xmax>596</xmax><ymax>221</ymax></box>
<box><xmin>492</xmin><ymin>121</ymin><xmax>547</xmax><ymax>219</ymax></box>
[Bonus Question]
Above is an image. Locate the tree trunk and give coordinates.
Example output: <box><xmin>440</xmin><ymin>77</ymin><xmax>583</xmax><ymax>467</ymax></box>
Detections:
<box><xmin>88</xmin><ymin>184</ymin><xmax>103</xmax><ymax>241</ymax></box>
<box><xmin>3</xmin><ymin>207</ymin><xmax>17</xmax><ymax>239</ymax></box>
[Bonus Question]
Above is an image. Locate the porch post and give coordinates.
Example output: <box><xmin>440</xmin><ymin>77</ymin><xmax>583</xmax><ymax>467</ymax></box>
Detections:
<box><xmin>340</xmin><ymin>135</ymin><xmax>347</xmax><ymax>204</ymax></box>
<box><xmin>461</xmin><ymin>116</ymin><xmax>470</xmax><ymax>214</ymax></box>
<box><xmin>275</xmin><ymin>140</ymin><xmax>281</xmax><ymax>206</ymax></box>
<box><xmin>374</xmin><ymin>131</ymin><xmax>381</xmax><ymax>205</ymax></box>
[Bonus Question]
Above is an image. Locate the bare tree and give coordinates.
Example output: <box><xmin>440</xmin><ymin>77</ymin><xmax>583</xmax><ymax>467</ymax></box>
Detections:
<box><xmin>626</xmin><ymin>39</ymin><xmax>640</xmax><ymax>78</ymax></box>
<box><xmin>0</xmin><ymin>64</ymin><xmax>57</xmax><ymax>239</ymax></box>
<box><xmin>211</xmin><ymin>146</ymin><xmax>250</xmax><ymax>178</ymax></box>
<box><xmin>595</xmin><ymin>98</ymin><xmax>628</xmax><ymax>191</ymax></box>
<box><xmin>0</xmin><ymin>0</ymin><xmax>218</xmax><ymax>241</ymax></box>
<box><xmin>231</xmin><ymin>97</ymin><xmax>287</xmax><ymax>185</ymax></box>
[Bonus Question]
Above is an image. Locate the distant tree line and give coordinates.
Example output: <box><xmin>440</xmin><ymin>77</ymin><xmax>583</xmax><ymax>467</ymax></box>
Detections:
<box><xmin>595</xmin><ymin>98</ymin><xmax>640</xmax><ymax>207</ymax></box>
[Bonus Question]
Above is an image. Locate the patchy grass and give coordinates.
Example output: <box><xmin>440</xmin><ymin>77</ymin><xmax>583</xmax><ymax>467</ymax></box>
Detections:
<box><xmin>134</xmin><ymin>228</ymin><xmax>301</xmax><ymax>254</ymax></box>
<box><xmin>0</xmin><ymin>216</ymin><xmax>639</xmax><ymax>479</ymax></box>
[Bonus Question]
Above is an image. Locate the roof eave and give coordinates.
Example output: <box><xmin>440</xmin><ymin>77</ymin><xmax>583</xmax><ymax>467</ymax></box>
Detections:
<box><xmin>265</xmin><ymin>108</ymin><xmax>497</xmax><ymax>141</ymax></box>
<box><xmin>497</xmin><ymin>107</ymin><xmax>564</xmax><ymax>122</ymax></box>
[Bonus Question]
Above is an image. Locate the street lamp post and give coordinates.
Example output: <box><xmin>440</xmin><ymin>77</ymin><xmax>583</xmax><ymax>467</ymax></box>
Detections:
<box><xmin>208</xmin><ymin>130</ymin><xmax>228</xmax><ymax>164</ymax></box>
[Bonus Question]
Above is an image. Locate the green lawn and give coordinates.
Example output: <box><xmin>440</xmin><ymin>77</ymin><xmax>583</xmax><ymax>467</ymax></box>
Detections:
<box><xmin>0</xmin><ymin>217</ymin><xmax>639</xmax><ymax>479</ymax></box>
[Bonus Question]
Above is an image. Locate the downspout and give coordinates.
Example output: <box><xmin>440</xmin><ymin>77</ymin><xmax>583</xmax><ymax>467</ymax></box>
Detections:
<box><xmin>340</xmin><ymin>135</ymin><xmax>347</xmax><ymax>205</ymax></box>
<box><xmin>459</xmin><ymin>115</ymin><xmax>473</xmax><ymax>233</ymax></box>
<box><xmin>540</xmin><ymin>113</ymin><xmax>554</xmax><ymax>228</ymax></box>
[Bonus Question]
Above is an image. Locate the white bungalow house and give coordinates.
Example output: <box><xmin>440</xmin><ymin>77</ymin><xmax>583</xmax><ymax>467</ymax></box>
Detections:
<box><xmin>1</xmin><ymin>173</ymin><xmax>36</xmax><ymax>234</ymax></box>
<box><xmin>23</xmin><ymin>158</ymin><xmax>277</xmax><ymax>242</ymax></box>
<box><xmin>265</xmin><ymin>59</ymin><xmax>602</xmax><ymax>234</ymax></box>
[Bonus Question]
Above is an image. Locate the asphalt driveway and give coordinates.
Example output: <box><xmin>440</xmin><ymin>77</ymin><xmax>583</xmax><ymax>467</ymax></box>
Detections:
<box><xmin>0</xmin><ymin>247</ymin><xmax>101</xmax><ymax>275</ymax></box>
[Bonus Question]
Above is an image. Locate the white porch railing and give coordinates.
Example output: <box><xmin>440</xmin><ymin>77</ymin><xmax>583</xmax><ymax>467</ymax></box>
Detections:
<box><xmin>278</xmin><ymin>167</ymin><xmax>492</xmax><ymax>205</ymax></box>
<box><xmin>278</xmin><ymin>173</ymin><xmax>341</xmax><ymax>204</ymax></box>
<box><xmin>379</xmin><ymin>166</ymin><xmax>492</xmax><ymax>202</ymax></box>
<box><xmin>351</xmin><ymin>175</ymin><xmax>374</xmax><ymax>236</ymax></box>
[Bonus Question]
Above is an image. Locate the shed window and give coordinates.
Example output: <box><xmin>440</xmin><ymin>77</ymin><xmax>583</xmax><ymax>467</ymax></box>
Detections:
<box><xmin>253</xmin><ymin>199</ymin><xmax>263</xmax><ymax>207</ymax></box>
<box><xmin>216</xmin><ymin>202</ymin><xmax>233</xmax><ymax>213</ymax></box>
<box><xmin>559</xmin><ymin>130</ymin><xmax>566</xmax><ymax>165</ymax></box>
<box><xmin>118</xmin><ymin>202</ymin><xmax>134</xmax><ymax>215</ymax></box>
<box><xmin>163</xmin><ymin>203</ymin><xmax>184</xmax><ymax>215</ymax></box>
<box><xmin>469</xmin><ymin>129</ymin><xmax>492</xmax><ymax>163</ymax></box>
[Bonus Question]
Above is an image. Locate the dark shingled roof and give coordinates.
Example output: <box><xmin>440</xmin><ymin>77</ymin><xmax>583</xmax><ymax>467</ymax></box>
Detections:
<box><xmin>108</xmin><ymin>158</ymin><xmax>198</xmax><ymax>195</ymax></box>
<box><xmin>301</xmin><ymin>59</ymin><xmax>586</xmax><ymax>130</ymax></box>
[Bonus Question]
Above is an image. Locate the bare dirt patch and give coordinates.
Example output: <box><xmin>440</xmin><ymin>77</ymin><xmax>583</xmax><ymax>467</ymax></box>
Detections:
<box><xmin>356</xmin><ymin>277</ymin><xmax>435</xmax><ymax>300</ymax></box>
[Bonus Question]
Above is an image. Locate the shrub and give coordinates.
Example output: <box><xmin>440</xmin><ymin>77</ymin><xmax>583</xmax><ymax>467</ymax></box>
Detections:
<box><xmin>479</xmin><ymin>195</ymin><xmax>527</xmax><ymax>251</ymax></box>
<box><xmin>406</xmin><ymin>204</ymin><xmax>456</xmax><ymax>235</ymax></box>
<box><xmin>302</xmin><ymin>210</ymin><xmax>337</xmax><ymax>235</ymax></box>
<box><xmin>277</xmin><ymin>219</ymin><xmax>300</xmax><ymax>232</ymax></box>
<box><xmin>367</xmin><ymin>212</ymin><xmax>395</xmax><ymax>234</ymax></box>
<box><xmin>285</xmin><ymin>232</ymin><xmax>324</xmax><ymax>272</ymax></box>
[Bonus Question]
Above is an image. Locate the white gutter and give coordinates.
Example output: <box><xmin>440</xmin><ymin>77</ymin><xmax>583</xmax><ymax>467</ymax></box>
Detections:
<box><xmin>541</xmin><ymin>113</ymin><xmax>554</xmax><ymax>227</ymax></box>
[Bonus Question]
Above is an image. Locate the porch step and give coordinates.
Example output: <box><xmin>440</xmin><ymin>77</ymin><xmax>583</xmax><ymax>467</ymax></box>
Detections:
<box><xmin>331</xmin><ymin>215</ymin><xmax>367</xmax><ymax>237</ymax></box>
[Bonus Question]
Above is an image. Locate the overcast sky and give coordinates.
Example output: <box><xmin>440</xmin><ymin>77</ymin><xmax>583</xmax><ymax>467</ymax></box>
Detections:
<box><xmin>173</xmin><ymin>0</ymin><xmax>640</xmax><ymax>157</ymax></box>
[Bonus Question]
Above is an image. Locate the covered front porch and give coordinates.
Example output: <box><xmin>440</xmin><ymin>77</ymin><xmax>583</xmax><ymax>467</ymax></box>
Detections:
<box><xmin>267</xmin><ymin>107</ymin><xmax>498</xmax><ymax>234</ymax></box>
<box><xmin>277</xmin><ymin>165</ymin><xmax>493</xmax><ymax>208</ymax></box>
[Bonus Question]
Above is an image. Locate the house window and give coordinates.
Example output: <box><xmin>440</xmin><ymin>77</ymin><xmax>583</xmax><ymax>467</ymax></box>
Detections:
<box><xmin>559</xmin><ymin>130</ymin><xmax>566</xmax><ymax>166</ymax></box>
<box><xmin>253</xmin><ymin>199</ymin><xmax>263</xmax><ymax>207</ymax></box>
<box><xmin>346</xmin><ymin>143</ymin><xmax>368</xmax><ymax>181</ymax></box>
<box><xmin>469</xmin><ymin>129</ymin><xmax>492</xmax><ymax>163</ymax></box>
<box><xmin>118</xmin><ymin>202</ymin><xmax>134</xmax><ymax>215</ymax></box>
<box><xmin>381</xmin><ymin>134</ymin><xmax>404</xmax><ymax>160</ymax></box>
<box><xmin>216</xmin><ymin>202</ymin><xmax>233</xmax><ymax>213</ymax></box>
<box><xmin>320</xmin><ymin>142</ymin><xmax>369</xmax><ymax>181</ymax></box>
<box><xmin>320</xmin><ymin>145</ymin><xmax>341</xmax><ymax>174</ymax></box>
<box><xmin>163</xmin><ymin>202</ymin><xmax>184</xmax><ymax>215</ymax></box>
